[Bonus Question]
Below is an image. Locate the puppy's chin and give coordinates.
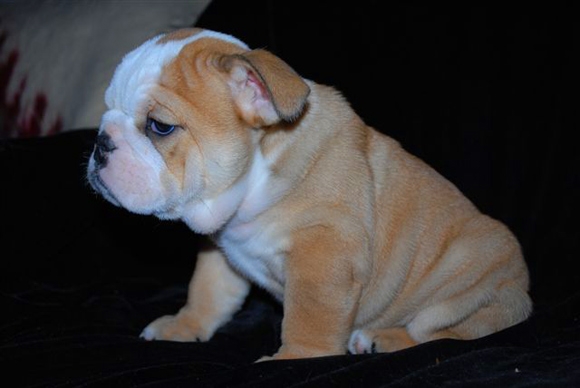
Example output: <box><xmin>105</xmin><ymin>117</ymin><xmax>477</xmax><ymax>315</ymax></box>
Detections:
<box><xmin>86</xmin><ymin>156</ymin><xmax>122</xmax><ymax>207</ymax></box>
<box><xmin>88</xmin><ymin>168</ymin><xmax>122</xmax><ymax>208</ymax></box>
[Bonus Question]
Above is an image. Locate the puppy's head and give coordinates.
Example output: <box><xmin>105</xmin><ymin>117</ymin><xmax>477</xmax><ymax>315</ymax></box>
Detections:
<box><xmin>86</xmin><ymin>28</ymin><xmax>309</xmax><ymax>233</ymax></box>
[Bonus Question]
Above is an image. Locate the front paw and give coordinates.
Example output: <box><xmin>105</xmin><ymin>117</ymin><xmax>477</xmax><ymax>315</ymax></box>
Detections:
<box><xmin>255</xmin><ymin>345</ymin><xmax>342</xmax><ymax>362</ymax></box>
<box><xmin>140</xmin><ymin>311</ymin><xmax>211</xmax><ymax>342</ymax></box>
<box><xmin>254</xmin><ymin>353</ymin><xmax>296</xmax><ymax>363</ymax></box>
<box><xmin>254</xmin><ymin>348</ymin><xmax>303</xmax><ymax>362</ymax></box>
<box><xmin>255</xmin><ymin>355</ymin><xmax>275</xmax><ymax>363</ymax></box>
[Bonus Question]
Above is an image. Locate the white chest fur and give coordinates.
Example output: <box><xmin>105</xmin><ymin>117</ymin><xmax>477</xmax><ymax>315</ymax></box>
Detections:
<box><xmin>219</xmin><ymin>221</ymin><xmax>288</xmax><ymax>300</ymax></box>
<box><xmin>217</xmin><ymin>148</ymin><xmax>292</xmax><ymax>301</ymax></box>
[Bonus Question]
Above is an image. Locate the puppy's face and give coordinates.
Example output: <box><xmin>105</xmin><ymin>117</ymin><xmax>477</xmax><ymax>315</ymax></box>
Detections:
<box><xmin>87</xmin><ymin>29</ymin><xmax>309</xmax><ymax>233</ymax></box>
<box><xmin>87</xmin><ymin>30</ymin><xmax>255</xmax><ymax>231</ymax></box>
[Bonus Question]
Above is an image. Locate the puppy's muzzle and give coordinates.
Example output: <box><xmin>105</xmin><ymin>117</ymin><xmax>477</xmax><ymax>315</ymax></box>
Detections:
<box><xmin>93</xmin><ymin>132</ymin><xmax>116</xmax><ymax>168</ymax></box>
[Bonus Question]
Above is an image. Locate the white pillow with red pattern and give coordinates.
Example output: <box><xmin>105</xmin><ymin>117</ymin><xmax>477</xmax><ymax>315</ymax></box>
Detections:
<box><xmin>0</xmin><ymin>0</ymin><xmax>211</xmax><ymax>138</ymax></box>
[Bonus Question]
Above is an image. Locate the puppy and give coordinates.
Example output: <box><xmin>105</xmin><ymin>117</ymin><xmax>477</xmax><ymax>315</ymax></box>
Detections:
<box><xmin>86</xmin><ymin>28</ymin><xmax>532</xmax><ymax>360</ymax></box>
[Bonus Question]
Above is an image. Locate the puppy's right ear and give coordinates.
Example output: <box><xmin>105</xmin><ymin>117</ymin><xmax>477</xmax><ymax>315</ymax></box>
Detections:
<box><xmin>217</xmin><ymin>49</ymin><xmax>310</xmax><ymax>127</ymax></box>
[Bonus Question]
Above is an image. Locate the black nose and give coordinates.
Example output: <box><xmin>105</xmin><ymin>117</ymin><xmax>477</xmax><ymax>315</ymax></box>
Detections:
<box><xmin>94</xmin><ymin>132</ymin><xmax>116</xmax><ymax>168</ymax></box>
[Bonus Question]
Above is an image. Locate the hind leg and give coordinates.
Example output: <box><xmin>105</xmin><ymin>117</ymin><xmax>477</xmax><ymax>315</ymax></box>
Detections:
<box><xmin>408</xmin><ymin>287</ymin><xmax>532</xmax><ymax>343</ymax></box>
<box><xmin>348</xmin><ymin>298</ymin><xmax>478</xmax><ymax>354</ymax></box>
<box><xmin>349</xmin><ymin>301</ymin><xmax>529</xmax><ymax>354</ymax></box>
<box><xmin>446</xmin><ymin>300</ymin><xmax>531</xmax><ymax>340</ymax></box>
<box><xmin>348</xmin><ymin>326</ymin><xmax>463</xmax><ymax>354</ymax></box>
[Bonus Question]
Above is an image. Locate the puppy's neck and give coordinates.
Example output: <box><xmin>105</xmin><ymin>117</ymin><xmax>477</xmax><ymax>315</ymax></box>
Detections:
<box><xmin>178</xmin><ymin>134</ymin><xmax>285</xmax><ymax>234</ymax></box>
<box><xmin>179</xmin><ymin>83</ymin><xmax>341</xmax><ymax>235</ymax></box>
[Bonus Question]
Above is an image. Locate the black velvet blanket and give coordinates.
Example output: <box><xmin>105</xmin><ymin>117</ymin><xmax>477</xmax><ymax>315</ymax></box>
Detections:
<box><xmin>2</xmin><ymin>2</ymin><xmax>579</xmax><ymax>387</ymax></box>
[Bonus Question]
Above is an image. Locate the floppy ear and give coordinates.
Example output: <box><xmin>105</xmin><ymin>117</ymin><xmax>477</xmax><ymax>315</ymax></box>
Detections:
<box><xmin>218</xmin><ymin>49</ymin><xmax>310</xmax><ymax>127</ymax></box>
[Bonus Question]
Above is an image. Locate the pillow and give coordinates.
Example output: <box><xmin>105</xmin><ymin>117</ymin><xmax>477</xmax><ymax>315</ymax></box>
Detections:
<box><xmin>0</xmin><ymin>0</ymin><xmax>212</xmax><ymax>138</ymax></box>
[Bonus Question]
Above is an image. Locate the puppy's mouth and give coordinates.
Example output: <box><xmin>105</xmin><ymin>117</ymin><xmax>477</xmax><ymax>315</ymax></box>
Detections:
<box><xmin>88</xmin><ymin>169</ymin><xmax>122</xmax><ymax>207</ymax></box>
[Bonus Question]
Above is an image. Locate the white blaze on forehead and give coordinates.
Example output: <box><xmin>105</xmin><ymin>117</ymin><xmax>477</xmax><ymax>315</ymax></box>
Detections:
<box><xmin>104</xmin><ymin>29</ymin><xmax>249</xmax><ymax>117</ymax></box>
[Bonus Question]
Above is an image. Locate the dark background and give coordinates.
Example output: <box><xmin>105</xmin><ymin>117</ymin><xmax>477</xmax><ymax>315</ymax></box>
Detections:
<box><xmin>1</xmin><ymin>1</ymin><xmax>578</xmax><ymax>386</ymax></box>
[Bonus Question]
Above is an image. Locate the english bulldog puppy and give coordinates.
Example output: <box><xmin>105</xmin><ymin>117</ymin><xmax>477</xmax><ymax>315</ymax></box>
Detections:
<box><xmin>86</xmin><ymin>28</ymin><xmax>532</xmax><ymax>360</ymax></box>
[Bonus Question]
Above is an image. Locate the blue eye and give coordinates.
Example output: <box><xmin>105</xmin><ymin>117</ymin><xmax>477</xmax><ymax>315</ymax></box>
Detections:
<box><xmin>147</xmin><ymin>118</ymin><xmax>176</xmax><ymax>136</ymax></box>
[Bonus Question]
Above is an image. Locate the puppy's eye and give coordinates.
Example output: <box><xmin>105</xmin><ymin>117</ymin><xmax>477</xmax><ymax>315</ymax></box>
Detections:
<box><xmin>147</xmin><ymin>118</ymin><xmax>176</xmax><ymax>136</ymax></box>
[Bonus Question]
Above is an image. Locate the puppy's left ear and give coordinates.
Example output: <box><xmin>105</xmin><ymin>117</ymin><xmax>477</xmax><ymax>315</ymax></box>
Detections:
<box><xmin>218</xmin><ymin>49</ymin><xmax>310</xmax><ymax>127</ymax></box>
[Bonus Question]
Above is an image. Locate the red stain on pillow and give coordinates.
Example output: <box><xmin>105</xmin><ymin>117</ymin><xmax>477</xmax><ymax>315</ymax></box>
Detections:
<box><xmin>0</xmin><ymin>30</ymin><xmax>63</xmax><ymax>138</ymax></box>
<box><xmin>19</xmin><ymin>94</ymin><xmax>63</xmax><ymax>138</ymax></box>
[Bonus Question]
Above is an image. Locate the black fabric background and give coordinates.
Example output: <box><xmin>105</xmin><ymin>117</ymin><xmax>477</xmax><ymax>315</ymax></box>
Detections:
<box><xmin>1</xmin><ymin>1</ymin><xmax>579</xmax><ymax>387</ymax></box>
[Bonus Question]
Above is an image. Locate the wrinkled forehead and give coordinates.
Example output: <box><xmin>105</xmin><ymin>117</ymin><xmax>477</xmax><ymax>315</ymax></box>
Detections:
<box><xmin>104</xmin><ymin>29</ymin><xmax>249</xmax><ymax>117</ymax></box>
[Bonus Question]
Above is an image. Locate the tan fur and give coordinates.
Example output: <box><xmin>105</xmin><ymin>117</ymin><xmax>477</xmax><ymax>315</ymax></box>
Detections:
<box><xmin>143</xmin><ymin>249</ymin><xmax>249</xmax><ymax>342</ymax></box>
<box><xmin>105</xmin><ymin>30</ymin><xmax>531</xmax><ymax>360</ymax></box>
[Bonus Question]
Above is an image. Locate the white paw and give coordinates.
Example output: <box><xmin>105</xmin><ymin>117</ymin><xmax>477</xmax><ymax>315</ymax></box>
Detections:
<box><xmin>140</xmin><ymin>325</ymin><xmax>158</xmax><ymax>341</ymax></box>
<box><xmin>139</xmin><ymin>315</ymin><xmax>178</xmax><ymax>341</ymax></box>
<box><xmin>348</xmin><ymin>329</ymin><xmax>376</xmax><ymax>354</ymax></box>
<box><xmin>255</xmin><ymin>355</ymin><xmax>275</xmax><ymax>363</ymax></box>
<box><xmin>139</xmin><ymin>314</ymin><xmax>209</xmax><ymax>342</ymax></box>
